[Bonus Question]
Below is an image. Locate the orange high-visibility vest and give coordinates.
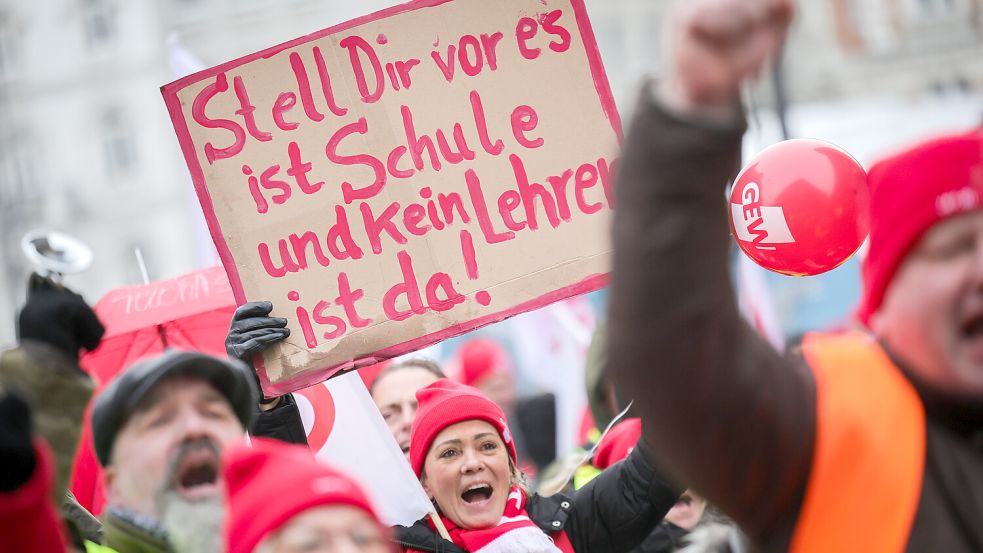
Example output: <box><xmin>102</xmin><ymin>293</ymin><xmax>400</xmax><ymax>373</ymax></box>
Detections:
<box><xmin>791</xmin><ymin>332</ymin><xmax>926</xmax><ymax>553</ymax></box>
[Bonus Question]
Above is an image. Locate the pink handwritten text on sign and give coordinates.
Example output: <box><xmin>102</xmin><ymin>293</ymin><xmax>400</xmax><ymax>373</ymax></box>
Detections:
<box><xmin>161</xmin><ymin>0</ymin><xmax>620</xmax><ymax>395</ymax></box>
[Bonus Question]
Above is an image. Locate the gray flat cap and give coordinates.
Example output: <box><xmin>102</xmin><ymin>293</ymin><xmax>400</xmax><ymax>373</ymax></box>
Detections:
<box><xmin>91</xmin><ymin>349</ymin><xmax>258</xmax><ymax>466</ymax></box>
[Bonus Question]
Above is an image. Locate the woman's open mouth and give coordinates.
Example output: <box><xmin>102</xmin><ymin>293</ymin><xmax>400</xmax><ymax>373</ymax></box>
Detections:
<box><xmin>460</xmin><ymin>483</ymin><xmax>494</xmax><ymax>506</ymax></box>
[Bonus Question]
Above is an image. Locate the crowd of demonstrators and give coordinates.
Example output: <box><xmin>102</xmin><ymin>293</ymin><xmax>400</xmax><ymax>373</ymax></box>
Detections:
<box><xmin>230</xmin><ymin>304</ymin><xmax>683</xmax><ymax>552</ymax></box>
<box><xmin>1</xmin><ymin>293</ymin><xmax>314</xmax><ymax>552</ymax></box>
<box><xmin>7</xmin><ymin>1</ymin><xmax>983</xmax><ymax>552</ymax></box>
<box><xmin>2</xmin><ymin>289</ymin><xmax>682</xmax><ymax>553</ymax></box>
<box><xmin>395</xmin><ymin>378</ymin><xmax>680</xmax><ymax>553</ymax></box>
<box><xmin>607</xmin><ymin>0</ymin><xmax>983</xmax><ymax>551</ymax></box>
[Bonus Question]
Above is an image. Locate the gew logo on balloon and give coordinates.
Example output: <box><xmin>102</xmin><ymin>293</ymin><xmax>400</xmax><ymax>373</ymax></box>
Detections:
<box><xmin>731</xmin><ymin>181</ymin><xmax>795</xmax><ymax>249</ymax></box>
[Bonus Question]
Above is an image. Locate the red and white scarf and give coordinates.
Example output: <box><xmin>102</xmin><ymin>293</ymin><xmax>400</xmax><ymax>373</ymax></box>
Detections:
<box><xmin>429</xmin><ymin>486</ymin><xmax>572</xmax><ymax>553</ymax></box>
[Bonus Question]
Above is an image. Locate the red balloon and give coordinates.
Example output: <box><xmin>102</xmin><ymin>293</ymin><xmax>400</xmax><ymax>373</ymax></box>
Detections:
<box><xmin>729</xmin><ymin>139</ymin><xmax>869</xmax><ymax>276</ymax></box>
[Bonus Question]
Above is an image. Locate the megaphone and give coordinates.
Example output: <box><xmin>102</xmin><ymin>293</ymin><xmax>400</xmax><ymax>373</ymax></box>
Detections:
<box><xmin>21</xmin><ymin>230</ymin><xmax>93</xmax><ymax>281</ymax></box>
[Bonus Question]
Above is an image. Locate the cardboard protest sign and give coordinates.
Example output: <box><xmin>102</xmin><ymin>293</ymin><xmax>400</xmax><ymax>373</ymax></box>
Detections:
<box><xmin>162</xmin><ymin>0</ymin><xmax>621</xmax><ymax>394</ymax></box>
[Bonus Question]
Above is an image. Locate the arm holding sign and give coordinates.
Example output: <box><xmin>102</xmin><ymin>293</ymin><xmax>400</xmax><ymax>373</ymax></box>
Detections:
<box><xmin>226</xmin><ymin>301</ymin><xmax>308</xmax><ymax>445</ymax></box>
<box><xmin>607</xmin><ymin>0</ymin><xmax>815</xmax><ymax>547</ymax></box>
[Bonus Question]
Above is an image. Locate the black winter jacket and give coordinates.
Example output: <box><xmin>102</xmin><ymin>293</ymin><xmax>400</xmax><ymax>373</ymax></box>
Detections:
<box><xmin>395</xmin><ymin>440</ymin><xmax>680</xmax><ymax>553</ymax></box>
<box><xmin>251</xmin><ymin>393</ymin><xmax>308</xmax><ymax>446</ymax></box>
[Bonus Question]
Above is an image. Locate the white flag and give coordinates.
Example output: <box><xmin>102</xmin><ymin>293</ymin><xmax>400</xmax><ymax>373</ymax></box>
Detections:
<box><xmin>166</xmin><ymin>33</ymin><xmax>217</xmax><ymax>267</ymax></box>
<box><xmin>294</xmin><ymin>371</ymin><xmax>432</xmax><ymax>527</ymax></box>
<box><xmin>508</xmin><ymin>298</ymin><xmax>595</xmax><ymax>456</ymax></box>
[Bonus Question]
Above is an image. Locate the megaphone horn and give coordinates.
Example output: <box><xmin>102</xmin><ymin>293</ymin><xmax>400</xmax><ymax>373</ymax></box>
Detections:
<box><xmin>21</xmin><ymin>230</ymin><xmax>93</xmax><ymax>279</ymax></box>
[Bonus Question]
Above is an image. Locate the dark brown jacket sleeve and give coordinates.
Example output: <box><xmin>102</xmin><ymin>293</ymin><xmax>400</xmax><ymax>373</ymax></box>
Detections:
<box><xmin>606</xmin><ymin>83</ymin><xmax>817</xmax><ymax>543</ymax></box>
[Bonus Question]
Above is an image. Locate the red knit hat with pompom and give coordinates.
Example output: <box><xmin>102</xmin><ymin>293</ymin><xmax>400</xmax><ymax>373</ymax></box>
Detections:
<box><xmin>409</xmin><ymin>378</ymin><xmax>517</xmax><ymax>477</ymax></box>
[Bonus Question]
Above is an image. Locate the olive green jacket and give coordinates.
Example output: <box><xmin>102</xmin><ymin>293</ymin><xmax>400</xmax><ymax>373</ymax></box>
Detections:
<box><xmin>1</xmin><ymin>340</ymin><xmax>101</xmax><ymax>551</ymax></box>
<box><xmin>96</xmin><ymin>508</ymin><xmax>172</xmax><ymax>553</ymax></box>
<box><xmin>0</xmin><ymin>340</ymin><xmax>95</xmax><ymax>492</ymax></box>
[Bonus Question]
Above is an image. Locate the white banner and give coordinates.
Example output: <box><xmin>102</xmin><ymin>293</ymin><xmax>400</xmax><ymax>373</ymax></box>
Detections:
<box><xmin>294</xmin><ymin>371</ymin><xmax>432</xmax><ymax>526</ymax></box>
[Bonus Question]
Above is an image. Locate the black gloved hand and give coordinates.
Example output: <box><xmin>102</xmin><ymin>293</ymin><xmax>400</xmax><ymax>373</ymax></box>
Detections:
<box><xmin>225</xmin><ymin>301</ymin><xmax>290</xmax><ymax>402</ymax></box>
<box><xmin>0</xmin><ymin>392</ymin><xmax>37</xmax><ymax>492</ymax></box>
<box><xmin>17</xmin><ymin>274</ymin><xmax>105</xmax><ymax>364</ymax></box>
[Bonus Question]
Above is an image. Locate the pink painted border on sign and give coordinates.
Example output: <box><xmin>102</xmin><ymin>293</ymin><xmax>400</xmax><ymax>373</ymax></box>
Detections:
<box><xmin>161</xmin><ymin>0</ymin><xmax>621</xmax><ymax>395</ymax></box>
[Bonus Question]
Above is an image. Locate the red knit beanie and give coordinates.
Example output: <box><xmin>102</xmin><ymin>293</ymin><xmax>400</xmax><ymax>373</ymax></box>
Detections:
<box><xmin>593</xmin><ymin>418</ymin><xmax>641</xmax><ymax>469</ymax></box>
<box><xmin>409</xmin><ymin>378</ymin><xmax>517</xmax><ymax>477</ymax></box>
<box><xmin>454</xmin><ymin>339</ymin><xmax>510</xmax><ymax>387</ymax></box>
<box><xmin>223</xmin><ymin>437</ymin><xmax>382</xmax><ymax>553</ymax></box>
<box><xmin>859</xmin><ymin>129</ymin><xmax>983</xmax><ymax>325</ymax></box>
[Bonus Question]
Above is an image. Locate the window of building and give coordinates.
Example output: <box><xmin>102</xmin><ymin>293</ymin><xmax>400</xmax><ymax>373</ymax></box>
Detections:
<box><xmin>0</xmin><ymin>12</ymin><xmax>21</xmax><ymax>77</ymax></box>
<box><xmin>0</xmin><ymin>129</ymin><xmax>38</xmax><ymax>206</ymax></box>
<box><xmin>955</xmin><ymin>74</ymin><xmax>972</xmax><ymax>92</ymax></box>
<box><xmin>101</xmin><ymin>107</ymin><xmax>136</xmax><ymax>178</ymax></box>
<box><xmin>913</xmin><ymin>0</ymin><xmax>962</xmax><ymax>17</ymax></box>
<box><xmin>82</xmin><ymin>0</ymin><xmax>117</xmax><ymax>48</ymax></box>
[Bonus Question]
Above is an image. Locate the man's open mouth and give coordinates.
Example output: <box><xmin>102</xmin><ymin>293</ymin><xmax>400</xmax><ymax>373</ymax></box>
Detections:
<box><xmin>461</xmin><ymin>483</ymin><xmax>494</xmax><ymax>505</ymax></box>
<box><xmin>172</xmin><ymin>447</ymin><xmax>220</xmax><ymax>499</ymax></box>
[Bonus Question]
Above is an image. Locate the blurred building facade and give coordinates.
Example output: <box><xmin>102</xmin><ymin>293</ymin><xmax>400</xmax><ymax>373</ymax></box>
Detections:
<box><xmin>0</xmin><ymin>0</ymin><xmax>396</xmax><ymax>345</ymax></box>
<box><xmin>785</xmin><ymin>0</ymin><xmax>982</xmax><ymax>102</ymax></box>
<box><xmin>583</xmin><ymin>0</ymin><xmax>983</xmax><ymax>108</ymax></box>
<box><xmin>0</xmin><ymin>0</ymin><xmax>199</xmax><ymax>345</ymax></box>
<box><xmin>0</xmin><ymin>0</ymin><xmax>981</xmax><ymax>345</ymax></box>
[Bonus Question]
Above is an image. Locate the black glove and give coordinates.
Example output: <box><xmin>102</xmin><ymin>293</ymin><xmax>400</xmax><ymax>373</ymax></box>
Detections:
<box><xmin>17</xmin><ymin>274</ymin><xmax>105</xmax><ymax>364</ymax></box>
<box><xmin>225</xmin><ymin>301</ymin><xmax>290</xmax><ymax>402</ymax></box>
<box><xmin>0</xmin><ymin>392</ymin><xmax>36</xmax><ymax>492</ymax></box>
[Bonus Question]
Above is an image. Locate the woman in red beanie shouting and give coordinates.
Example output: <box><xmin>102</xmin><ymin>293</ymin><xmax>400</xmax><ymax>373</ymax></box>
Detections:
<box><xmin>395</xmin><ymin>379</ymin><xmax>680</xmax><ymax>553</ymax></box>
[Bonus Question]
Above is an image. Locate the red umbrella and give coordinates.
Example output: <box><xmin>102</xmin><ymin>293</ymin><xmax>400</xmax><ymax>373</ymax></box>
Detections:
<box><xmin>81</xmin><ymin>265</ymin><xmax>236</xmax><ymax>384</ymax></box>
